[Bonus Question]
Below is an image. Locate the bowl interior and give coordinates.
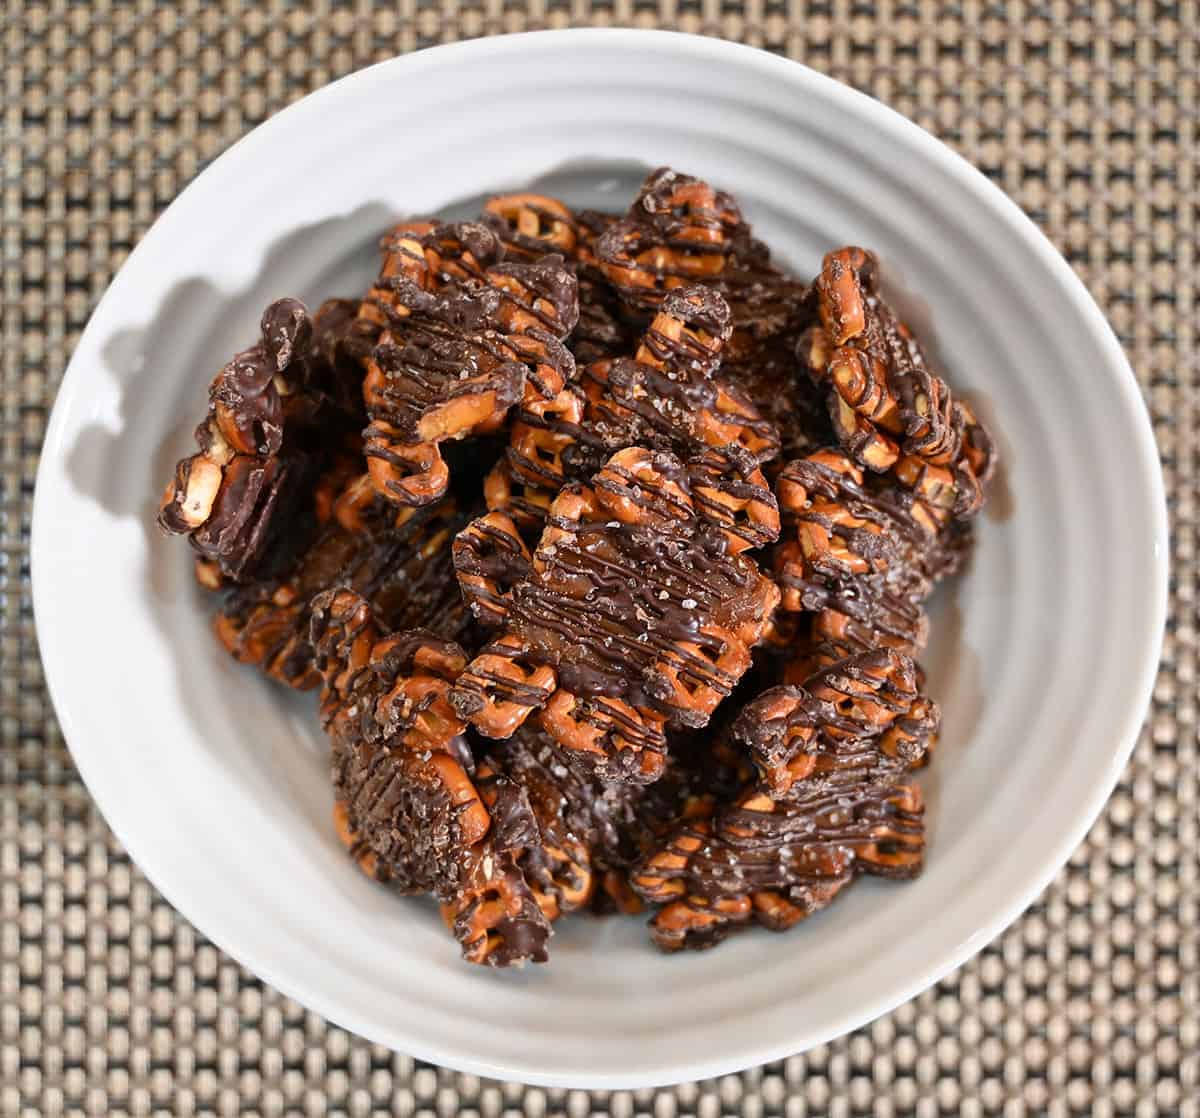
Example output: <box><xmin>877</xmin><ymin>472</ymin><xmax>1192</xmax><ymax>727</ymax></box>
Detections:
<box><xmin>33</xmin><ymin>32</ymin><xmax>1164</xmax><ymax>1088</ymax></box>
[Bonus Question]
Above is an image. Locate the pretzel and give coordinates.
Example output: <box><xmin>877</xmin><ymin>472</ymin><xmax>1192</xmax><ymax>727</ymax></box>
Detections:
<box><xmin>359</xmin><ymin>222</ymin><xmax>436</xmax><ymax>332</ymax></box>
<box><xmin>451</xmin><ymin>634</ymin><xmax>558</xmax><ymax>740</ymax></box>
<box><xmin>364</xmin><ymin>221</ymin><xmax>579</xmax><ymax>386</ymax></box>
<box><xmin>361</xmin><ymin>221</ymin><xmax>488</xmax><ymax>330</ymax></box>
<box><xmin>733</xmin><ymin>648</ymin><xmax>938</xmax><ymax>796</ymax></box>
<box><xmin>485</xmin><ymin>725</ymin><xmax>721</xmax><ymax>919</ymax></box>
<box><xmin>597</xmin><ymin>167</ymin><xmax>744</xmax><ymax>308</ymax></box>
<box><xmin>312</xmin><ymin>587</ymin><xmax>560</xmax><ymax>966</ymax></box>
<box><xmin>803</xmin><ymin>246</ymin><xmax>996</xmax><ymax>513</ymax></box>
<box><xmin>158</xmin><ymin>297</ymin><xmax>364</xmax><ymax>580</ymax></box>
<box><xmin>214</xmin><ymin>579</ymin><xmax>317</xmax><ymax>689</ymax></box>
<box><xmin>358</xmin><ymin>221</ymin><xmax>579</xmax><ymax>507</ymax></box>
<box><xmin>588</xmin><ymin>444</ymin><xmax>693</xmax><ymax>528</ymax></box>
<box><xmin>540</xmin><ymin>691</ymin><xmax>670</xmax><ymax>784</ymax></box>
<box><xmin>801</xmin><ymin>328</ymin><xmax>902</xmax><ymax>472</ymax></box>
<box><xmin>483</xmin><ymin>457</ymin><xmax>556</xmax><ymax>540</ymax></box>
<box><xmin>477</xmin><ymin>738</ymin><xmax>594</xmax><ymax>922</ymax></box>
<box><xmin>495</xmin><ymin>286</ymin><xmax>782</xmax><ymax>522</ymax></box>
<box><xmin>771</xmin><ymin>448</ymin><xmax>962</xmax><ymax>655</ymax></box>
<box><xmin>311</xmin><ymin>589</ymin><xmax>468</xmax><ymax>742</ymax></box>
<box><xmin>362</xmin><ymin>337</ymin><xmax>523</xmax><ymax>505</ymax></box>
<box><xmin>599</xmin><ymin>289</ymin><xmax>779</xmax><ymax>463</ymax></box>
<box><xmin>452</xmin><ymin>511</ymin><xmax>532</xmax><ymax>626</ymax></box>
<box><xmin>449</xmin><ymin>725</ymin><xmax>658</xmax><ymax>934</ymax></box>
<box><xmin>482</xmin><ymin>193</ymin><xmax>579</xmax><ymax>260</ymax></box>
<box><xmin>630</xmin><ymin>642</ymin><xmax>935</xmax><ymax>950</ymax></box>
<box><xmin>507</xmin><ymin>386</ymin><xmax>588</xmax><ymax>492</ymax></box>
<box><xmin>686</xmin><ymin>446</ymin><xmax>780</xmax><ymax>555</ymax></box>
<box><xmin>310</xmin><ymin>590</ymin><xmax>498</xmax><ymax>899</ymax></box>
<box><xmin>595</xmin><ymin>165</ymin><xmax>815</xmax><ymax>367</ymax></box>
<box><xmin>439</xmin><ymin>754</ymin><xmax>556</xmax><ymax>966</ymax></box>
<box><xmin>633</xmin><ymin>777</ymin><xmax>926</xmax><ymax>952</ymax></box>
<box><xmin>450</xmin><ymin>447</ymin><xmax>779</xmax><ymax>780</ymax></box>
<box><xmin>773</xmin><ymin>449</ymin><xmax>902</xmax><ymax>610</ymax></box>
<box><xmin>481</xmin><ymin>196</ymin><xmax>640</xmax><ymax>361</ymax></box>
<box><xmin>213</xmin><ymin>469</ymin><xmax>471</xmax><ymax>689</ymax></box>
<box><xmin>441</xmin><ymin>841</ymin><xmax>552</xmax><ymax>967</ymax></box>
<box><xmin>633</xmin><ymin>284</ymin><xmax>730</xmax><ymax>372</ymax></box>
<box><xmin>821</xmin><ymin>596</ymin><xmax>930</xmax><ymax>654</ymax></box>
<box><xmin>629</xmin><ymin>813</ymin><xmax>753</xmax><ymax>950</ymax></box>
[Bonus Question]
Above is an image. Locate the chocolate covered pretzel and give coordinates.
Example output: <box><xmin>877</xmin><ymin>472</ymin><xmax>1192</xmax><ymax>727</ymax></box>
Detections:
<box><xmin>451</xmin><ymin>447</ymin><xmax>780</xmax><ymax>783</ymax></box>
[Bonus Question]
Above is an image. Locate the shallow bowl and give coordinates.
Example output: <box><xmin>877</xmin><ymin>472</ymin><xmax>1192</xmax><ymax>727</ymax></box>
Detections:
<box><xmin>32</xmin><ymin>29</ymin><xmax>1167</xmax><ymax>1088</ymax></box>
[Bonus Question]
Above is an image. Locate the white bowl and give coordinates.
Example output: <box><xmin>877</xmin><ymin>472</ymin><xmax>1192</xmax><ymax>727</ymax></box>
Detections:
<box><xmin>32</xmin><ymin>29</ymin><xmax>1166</xmax><ymax>1089</ymax></box>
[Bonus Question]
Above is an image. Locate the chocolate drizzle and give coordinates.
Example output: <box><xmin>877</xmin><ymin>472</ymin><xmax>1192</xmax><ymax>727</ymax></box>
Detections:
<box><xmin>361</xmin><ymin>221</ymin><xmax>579</xmax><ymax>507</ymax></box>
<box><xmin>733</xmin><ymin>648</ymin><xmax>939</xmax><ymax>795</ymax></box>
<box><xmin>451</xmin><ymin>446</ymin><xmax>779</xmax><ymax>787</ymax></box>
<box><xmin>632</xmin><ymin>761</ymin><xmax>927</xmax><ymax>950</ymax></box>
<box><xmin>803</xmin><ymin>246</ymin><xmax>995</xmax><ymax>519</ymax></box>
<box><xmin>308</xmin><ymin>591</ymin><xmax>482</xmax><ymax>900</ymax></box>
<box><xmin>510</xmin><ymin>507</ymin><xmax>762</xmax><ymax>720</ymax></box>
<box><xmin>366</xmin><ymin>327</ymin><xmax>527</xmax><ymax>443</ymax></box>
<box><xmin>771</xmin><ymin>448</ymin><xmax>976</xmax><ymax>655</ymax></box>
<box><xmin>596</xmin><ymin>168</ymin><xmax>744</xmax><ymax>308</ymax></box>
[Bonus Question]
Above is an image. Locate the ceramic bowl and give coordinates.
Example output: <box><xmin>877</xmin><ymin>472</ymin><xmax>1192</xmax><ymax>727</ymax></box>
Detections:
<box><xmin>32</xmin><ymin>29</ymin><xmax>1167</xmax><ymax>1088</ymax></box>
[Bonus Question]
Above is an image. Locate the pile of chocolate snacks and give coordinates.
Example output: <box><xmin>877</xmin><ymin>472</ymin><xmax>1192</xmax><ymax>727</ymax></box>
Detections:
<box><xmin>158</xmin><ymin>168</ymin><xmax>995</xmax><ymax>967</ymax></box>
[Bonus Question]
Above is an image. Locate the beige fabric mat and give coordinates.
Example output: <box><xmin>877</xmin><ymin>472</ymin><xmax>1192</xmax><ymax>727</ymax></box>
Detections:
<box><xmin>3</xmin><ymin>3</ymin><xmax>1196</xmax><ymax>1114</ymax></box>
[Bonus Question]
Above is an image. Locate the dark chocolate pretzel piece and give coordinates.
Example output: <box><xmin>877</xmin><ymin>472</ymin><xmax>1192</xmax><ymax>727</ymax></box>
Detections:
<box><xmin>158</xmin><ymin>297</ymin><xmax>364</xmax><ymax>581</ymax></box>
<box><xmin>802</xmin><ymin>246</ymin><xmax>996</xmax><ymax>519</ymax></box>
<box><xmin>359</xmin><ymin>221</ymin><xmax>579</xmax><ymax>508</ymax></box>
<box><xmin>734</xmin><ymin>648</ymin><xmax>938</xmax><ymax>796</ymax></box>
<box><xmin>597</xmin><ymin>167</ymin><xmax>744</xmax><ymax>308</ymax></box>
<box><xmin>214</xmin><ymin>471</ymin><xmax>472</xmax><ymax>689</ymax></box>
<box><xmin>451</xmin><ymin>447</ymin><xmax>780</xmax><ymax>784</ymax></box>
<box><xmin>633</xmin><ymin>778</ymin><xmax>926</xmax><ymax>952</ymax></box>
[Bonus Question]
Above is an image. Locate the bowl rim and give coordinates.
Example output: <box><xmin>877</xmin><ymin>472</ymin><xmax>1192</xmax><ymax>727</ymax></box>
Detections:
<box><xmin>32</xmin><ymin>28</ymin><xmax>1168</xmax><ymax>1088</ymax></box>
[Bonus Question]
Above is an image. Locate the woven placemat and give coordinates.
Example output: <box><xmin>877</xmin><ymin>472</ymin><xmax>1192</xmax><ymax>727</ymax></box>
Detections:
<box><xmin>3</xmin><ymin>3</ymin><xmax>1196</xmax><ymax>1114</ymax></box>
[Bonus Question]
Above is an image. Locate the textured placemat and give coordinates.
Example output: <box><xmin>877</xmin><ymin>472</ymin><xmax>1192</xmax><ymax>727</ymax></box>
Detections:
<box><xmin>3</xmin><ymin>3</ymin><xmax>1196</xmax><ymax>1114</ymax></box>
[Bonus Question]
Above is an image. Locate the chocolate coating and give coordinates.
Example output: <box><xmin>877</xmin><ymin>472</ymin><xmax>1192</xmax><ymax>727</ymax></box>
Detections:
<box><xmin>733</xmin><ymin>648</ymin><xmax>939</xmax><ymax>796</ymax></box>
<box><xmin>635</xmin><ymin>780</ymin><xmax>925</xmax><ymax>951</ymax></box>
<box><xmin>361</xmin><ymin>223</ymin><xmax>580</xmax><ymax>507</ymax></box>
<box><xmin>507</xmin><ymin>465</ymin><xmax>771</xmax><ymax>723</ymax></box>
<box><xmin>215</xmin><ymin>490</ymin><xmax>475</xmax><ymax>689</ymax></box>
<box><xmin>158</xmin><ymin>296</ymin><xmax>365</xmax><ymax>581</ymax></box>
